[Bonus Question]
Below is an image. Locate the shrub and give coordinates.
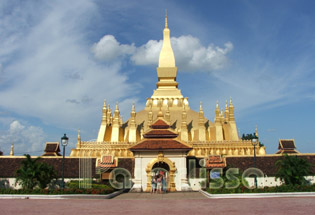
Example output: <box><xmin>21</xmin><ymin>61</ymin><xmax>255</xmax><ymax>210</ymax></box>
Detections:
<box><xmin>276</xmin><ymin>154</ymin><xmax>313</xmax><ymax>185</ymax></box>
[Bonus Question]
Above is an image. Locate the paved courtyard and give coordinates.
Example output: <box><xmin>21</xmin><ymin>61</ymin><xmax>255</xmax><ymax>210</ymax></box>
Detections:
<box><xmin>1</xmin><ymin>192</ymin><xmax>315</xmax><ymax>215</ymax></box>
<box><xmin>113</xmin><ymin>191</ymin><xmax>207</xmax><ymax>199</ymax></box>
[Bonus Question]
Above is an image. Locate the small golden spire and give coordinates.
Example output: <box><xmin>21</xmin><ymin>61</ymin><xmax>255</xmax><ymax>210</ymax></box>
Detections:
<box><xmin>200</xmin><ymin>101</ymin><xmax>203</xmax><ymax>112</ymax></box>
<box><xmin>10</xmin><ymin>143</ymin><xmax>14</xmax><ymax>156</ymax></box>
<box><xmin>77</xmin><ymin>129</ymin><xmax>81</xmax><ymax>143</ymax></box>
<box><xmin>132</xmin><ymin>102</ymin><xmax>135</xmax><ymax>112</ymax></box>
<box><xmin>216</xmin><ymin>100</ymin><xmax>219</xmax><ymax>109</ymax></box>
<box><xmin>230</xmin><ymin>97</ymin><xmax>234</xmax><ymax>106</ymax></box>
<box><xmin>225</xmin><ymin>100</ymin><xmax>229</xmax><ymax>120</ymax></box>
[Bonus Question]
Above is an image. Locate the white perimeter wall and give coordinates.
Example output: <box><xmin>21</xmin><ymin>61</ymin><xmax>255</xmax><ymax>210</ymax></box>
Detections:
<box><xmin>188</xmin><ymin>176</ymin><xmax>315</xmax><ymax>191</ymax></box>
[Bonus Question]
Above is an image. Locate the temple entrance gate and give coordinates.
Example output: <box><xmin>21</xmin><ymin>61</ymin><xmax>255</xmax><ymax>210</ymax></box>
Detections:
<box><xmin>145</xmin><ymin>153</ymin><xmax>177</xmax><ymax>192</ymax></box>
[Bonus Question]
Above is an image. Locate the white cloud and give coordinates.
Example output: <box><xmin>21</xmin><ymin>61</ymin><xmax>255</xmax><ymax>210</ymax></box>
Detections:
<box><xmin>91</xmin><ymin>35</ymin><xmax>135</xmax><ymax>61</ymax></box>
<box><xmin>0</xmin><ymin>0</ymin><xmax>138</xmax><ymax>131</ymax></box>
<box><xmin>131</xmin><ymin>40</ymin><xmax>162</xmax><ymax>65</ymax></box>
<box><xmin>171</xmin><ymin>35</ymin><xmax>233</xmax><ymax>71</ymax></box>
<box><xmin>0</xmin><ymin>120</ymin><xmax>45</xmax><ymax>155</ymax></box>
<box><xmin>92</xmin><ymin>34</ymin><xmax>233</xmax><ymax>72</ymax></box>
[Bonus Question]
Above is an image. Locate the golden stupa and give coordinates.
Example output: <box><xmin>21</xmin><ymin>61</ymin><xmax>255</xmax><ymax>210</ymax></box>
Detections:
<box><xmin>70</xmin><ymin>13</ymin><xmax>266</xmax><ymax>159</ymax></box>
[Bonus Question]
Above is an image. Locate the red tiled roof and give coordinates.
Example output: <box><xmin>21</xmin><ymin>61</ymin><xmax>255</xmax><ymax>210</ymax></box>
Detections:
<box><xmin>150</xmin><ymin>119</ymin><xmax>170</xmax><ymax>129</ymax></box>
<box><xmin>277</xmin><ymin>139</ymin><xmax>299</xmax><ymax>154</ymax></box>
<box><xmin>42</xmin><ymin>142</ymin><xmax>61</xmax><ymax>156</ymax></box>
<box><xmin>278</xmin><ymin>139</ymin><xmax>296</xmax><ymax>149</ymax></box>
<box><xmin>143</xmin><ymin>129</ymin><xmax>177</xmax><ymax>138</ymax></box>
<box><xmin>130</xmin><ymin>139</ymin><xmax>192</xmax><ymax>151</ymax></box>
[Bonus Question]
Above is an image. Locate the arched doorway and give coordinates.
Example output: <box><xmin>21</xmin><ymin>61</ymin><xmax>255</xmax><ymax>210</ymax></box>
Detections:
<box><xmin>145</xmin><ymin>153</ymin><xmax>176</xmax><ymax>192</ymax></box>
<box><xmin>152</xmin><ymin>162</ymin><xmax>170</xmax><ymax>192</ymax></box>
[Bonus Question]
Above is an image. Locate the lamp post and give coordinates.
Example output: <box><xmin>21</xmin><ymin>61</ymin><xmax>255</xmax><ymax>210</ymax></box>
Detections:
<box><xmin>61</xmin><ymin>134</ymin><xmax>69</xmax><ymax>189</ymax></box>
<box><xmin>252</xmin><ymin>137</ymin><xmax>258</xmax><ymax>188</ymax></box>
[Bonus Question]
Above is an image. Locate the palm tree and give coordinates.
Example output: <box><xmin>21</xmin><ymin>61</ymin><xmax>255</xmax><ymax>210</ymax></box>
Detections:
<box><xmin>275</xmin><ymin>154</ymin><xmax>313</xmax><ymax>185</ymax></box>
<box><xmin>15</xmin><ymin>154</ymin><xmax>57</xmax><ymax>190</ymax></box>
<box><xmin>37</xmin><ymin>162</ymin><xmax>57</xmax><ymax>189</ymax></box>
<box><xmin>15</xmin><ymin>154</ymin><xmax>40</xmax><ymax>190</ymax></box>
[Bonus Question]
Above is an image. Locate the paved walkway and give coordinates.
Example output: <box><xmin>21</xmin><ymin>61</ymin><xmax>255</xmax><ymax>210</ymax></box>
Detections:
<box><xmin>1</xmin><ymin>196</ymin><xmax>315</xmax><ymax>215</ymax></box>
<box><xmin>113</xmin><ymin>191</ymin><xmax>207</xmax><ymax>200</ymax></box>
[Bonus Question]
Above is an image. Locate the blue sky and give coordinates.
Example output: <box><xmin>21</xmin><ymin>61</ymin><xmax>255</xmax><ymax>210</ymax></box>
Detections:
<box><xmin>0</xmin><ymin>0</ymin><xmax>315</xmax><ymax>155</ymax></box>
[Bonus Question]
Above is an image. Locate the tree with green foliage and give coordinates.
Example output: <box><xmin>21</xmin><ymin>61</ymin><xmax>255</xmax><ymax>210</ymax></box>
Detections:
<box><xmin>37</xmin><ymin>162</ymin><xmax>57</xmax><ymax>189</ymax></box>
<box><xmin>15</xmin><ymin>154</ymin><xmax>56</xmax><ymax>190</ymax></box>
<box><xmin>242</xmin><ymin>133</ymin><xmax>264</xmax><ymax>146</ymax></box>
<box><xmin>275</xmin><ymin>154</ymin><xmax>313</xmax><ymax>185</ymax></box>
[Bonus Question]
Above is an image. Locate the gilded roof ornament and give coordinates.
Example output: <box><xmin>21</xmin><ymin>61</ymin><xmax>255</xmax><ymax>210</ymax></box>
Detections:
<box><xmin>165</xmin><ymin>9</ymin><xmax>168</xmax><ymax>28</ymax></box>
<box><xmin>200</xmin><ymin>101</ymin><xmax>203</xmax><ymax>112</ymax></box>
<box><xmin>132</xmin><ymin>102</ymin><xmax>135</xmax><ymax>112</ymax></box>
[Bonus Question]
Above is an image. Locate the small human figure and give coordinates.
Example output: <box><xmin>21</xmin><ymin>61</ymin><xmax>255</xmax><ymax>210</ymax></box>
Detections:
<box><xmin>156</xmin><ymin>175</ymin><xmax>162</xmax><ymax>194</ymax></box>
<box><xmin>162</xmin><ymin>175</ymin><xmax>167</xmax><ymax>193</ymax></box>
<box><xmin>151</xmin><ymin>175</ymin><xmax>156</xmax><ymax>194</ymax></box>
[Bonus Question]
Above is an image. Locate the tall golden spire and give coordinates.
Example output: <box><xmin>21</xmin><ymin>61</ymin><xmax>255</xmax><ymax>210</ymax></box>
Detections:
<box><xmin>150</xmin><ymin>11</ymin><xmax>183</xmax><ymax>106</ymax></box>
<box><xmin>158</xmin><ymin>11</ymin><xmax>175</xmax><ymax>68</ymax></box>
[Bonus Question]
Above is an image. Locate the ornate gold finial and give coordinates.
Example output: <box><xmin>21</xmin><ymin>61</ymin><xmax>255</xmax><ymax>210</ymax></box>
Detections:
<box><xmin>77</xmin><ymin>129</ymin><xmax>81</xmax><ymax>143</ymax></box>
<box><xmin>225</xmin><ymin>100</ymin><xmax>228</xmax><ymax>108</ymax></box>
<box><xmin>216</xmin><ymin>100</ymin><xmax>219</xmax><ymax>109</ymax></box>
<box><xmin>230</xmin><ymin>97</ymin><xmax>233</xmax><ymax>106</ymax></box>
<box><xmin>103</xmin><ymin>99</ymin><xmax>106</xmax><ymax>107</ymax></box>
<box><xmin>10</xmin><ymin>143</ymin><xmax>14</xmax><ymax>156</ymax></box>
<box><xmin>200</xmin><ymin>101</ymin><xmax>203</xmax><ymax>112</ymax></box>
<box><xmin>115</xmin><ymin>102</ymin><xmax>119</xmax><ymax>111</ymax></box>
<box><xmin>132</xmin><ymin>102</ymin><xmax>135</xmax><ymax>112</ymax></box>
<box><xmin>165</xmin><ymin>9</ymin><xmax>168</xmax><ymax>28</ymax></box>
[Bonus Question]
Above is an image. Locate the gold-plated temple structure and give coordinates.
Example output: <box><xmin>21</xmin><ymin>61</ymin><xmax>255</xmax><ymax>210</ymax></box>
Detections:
<box><xmin>70</xmin><ymin>14</ymin><xmax>266</xmax><ymax>159</ymax></box>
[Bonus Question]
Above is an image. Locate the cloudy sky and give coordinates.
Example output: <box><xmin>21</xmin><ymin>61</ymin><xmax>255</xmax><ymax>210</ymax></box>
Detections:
<box><xmin>1</xmin><ymin>0</ymin><xmax>315</xmax><ymax>155</ymax></box>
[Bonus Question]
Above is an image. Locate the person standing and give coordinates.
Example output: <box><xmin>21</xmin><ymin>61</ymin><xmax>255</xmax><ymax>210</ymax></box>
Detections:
<box><xmin>156</xmin><ymin>175</ymin><xmax>162</xmax><ymax>194</ymax></box>
<box><xmin>151</xmin><ymin>175</ymin><xmax>156</xmax><ymax>194</ymax></box>
<box><xmin>162</xmin><ymin>175</ymin><xmax>167</xmax><ymax>193</ymax></box>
